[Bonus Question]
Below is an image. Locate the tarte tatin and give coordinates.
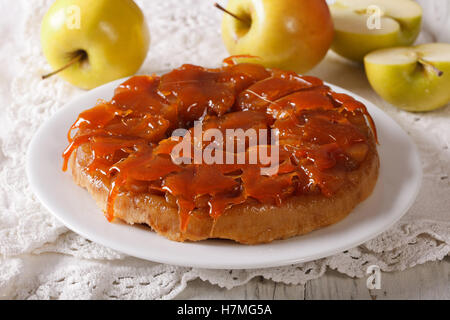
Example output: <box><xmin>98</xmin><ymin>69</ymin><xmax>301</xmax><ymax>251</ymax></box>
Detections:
<box><xmin>63</xmin><ymin>57</ymin><xmax>379</xmax><ymax>244</ymax></box>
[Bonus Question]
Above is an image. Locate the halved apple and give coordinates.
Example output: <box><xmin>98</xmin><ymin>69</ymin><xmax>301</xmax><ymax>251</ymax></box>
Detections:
<box><xmin>330</xmin><ymin>0</ymin><xmax>422</xmax><ymax>62</ymax></box>
<box><xmin>364</xmin><ymin>43</ymin><xmax>450</xmax><ymax>112</ymax></box>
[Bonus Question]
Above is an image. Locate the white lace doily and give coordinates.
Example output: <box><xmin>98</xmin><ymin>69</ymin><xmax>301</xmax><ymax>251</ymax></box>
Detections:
<box><xmin>0</xmin><ymin>0</ymin><xmax>449</xmax><ymax>299</ymax></box>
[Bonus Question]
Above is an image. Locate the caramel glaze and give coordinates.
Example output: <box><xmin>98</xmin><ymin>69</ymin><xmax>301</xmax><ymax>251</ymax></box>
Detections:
<box><xmin>63</xmin><ymin>58</ymin><xmax>378</xmax><ymax>231</ymax></box>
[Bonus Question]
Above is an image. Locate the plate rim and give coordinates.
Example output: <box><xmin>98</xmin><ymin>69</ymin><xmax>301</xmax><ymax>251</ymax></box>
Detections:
<box><xmin>26</xmin><ymin>77</ymin><xmax>422</xmax><ymax>269</ymax></box>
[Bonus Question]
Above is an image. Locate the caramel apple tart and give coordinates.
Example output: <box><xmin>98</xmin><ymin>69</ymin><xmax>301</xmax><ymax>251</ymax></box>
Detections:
<box><xmin>63</xmin><ymin>58</ymin><xmax>379</xmax><ymax>244</ymax></box>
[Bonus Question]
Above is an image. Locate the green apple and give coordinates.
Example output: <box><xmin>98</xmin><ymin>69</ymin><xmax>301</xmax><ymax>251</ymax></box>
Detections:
<box><xmin>330</xmin><ymin>0</ymin><xmax>422</xmax><ymax>62</ymax></box>
<box><xmin>41</xmin><ymin>0</ymin><xmax>150</xmax><ymax>89</ymax></box>
<box><xmin>220</xmin><ymin>0</ymin><xmax>334</xmax><ymax>73</ymax></box>
<box><xmin>364</xmin><ymin>43</ymin><xmax>450</xmax><ymax>112</ymax></box>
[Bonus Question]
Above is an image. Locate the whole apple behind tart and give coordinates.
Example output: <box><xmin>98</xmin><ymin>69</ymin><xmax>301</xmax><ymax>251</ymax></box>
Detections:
<box><xmin>63</xmin><ymin>58</ymin><xmax>379</xmax><ymax>244</ymax></box>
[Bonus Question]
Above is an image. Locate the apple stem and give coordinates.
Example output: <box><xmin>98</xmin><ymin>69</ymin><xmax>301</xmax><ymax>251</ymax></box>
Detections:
<box><xmin>418</xmin><ymin>58</ymin><xmax>444</xmax><ymax>77</ymax></box>
<box><xmin>42</xmin><ymin>51</ymin><xmax>87</xmax><ymax>80</ymax></box>
<box><xmin>214</xmin><ymin>3</ymin><xmax>251</xmax><ymax>26</ymax></box>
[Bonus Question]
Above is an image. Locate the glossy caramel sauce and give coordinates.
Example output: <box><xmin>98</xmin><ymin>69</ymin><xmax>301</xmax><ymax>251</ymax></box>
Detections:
<box><xmin>63</xmin><ymin>59</ymin><xmax>377</xmax><ymax>231</ymax></box>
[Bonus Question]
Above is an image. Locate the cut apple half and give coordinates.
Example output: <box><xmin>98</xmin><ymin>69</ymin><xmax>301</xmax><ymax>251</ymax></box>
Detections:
<box><xmin>364</xmin><ymin>43</ymin><xmax>450</xmax><ymax>112</ymax></box>
<box><xmin>330</xmin><ymin>0</ymin><xmax>422</xmax><ymax>61</ymax></box>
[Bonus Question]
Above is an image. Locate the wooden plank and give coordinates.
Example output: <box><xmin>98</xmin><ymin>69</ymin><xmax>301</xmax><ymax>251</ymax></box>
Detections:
<box><xmin>305</xmin><ymin>257</ymin><xmax>450</xmax><ymax>300</ymax></box>
<box><xmin>175</xmin><ymin>277</ymin><xmax>305</xmax><ymax>300</ymax></box>
<box><xmin>176</xmin><ymin>258</ymin><xmax>449</xmax><ymax>299</ymax></box>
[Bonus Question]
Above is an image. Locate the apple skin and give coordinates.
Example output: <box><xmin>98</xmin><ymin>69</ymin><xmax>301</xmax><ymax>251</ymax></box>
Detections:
<box><xmin>221</xmin><ymin>0</ymin><xmax>334</xmax><ymax>73</ymax></box>
<box><xmin>41</xmin><ymin>0</ymin><xmax>150</xmax><ymax>90</ymax></box>
<box><xmin>330</xmin><ymin>0</ymin><xmax>422</xmax><ymax>62</ymax></box>
<box><xmin>364</xmin><ymin>44</ymin><xmax>450</xmax><ymax>112</ymax></box>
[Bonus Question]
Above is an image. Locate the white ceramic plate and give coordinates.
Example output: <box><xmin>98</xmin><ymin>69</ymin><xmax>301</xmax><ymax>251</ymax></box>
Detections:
<box><xmin>27</xmin><ymin>77</ymin><xmax>422</xmax><ymax>269</ymax></box>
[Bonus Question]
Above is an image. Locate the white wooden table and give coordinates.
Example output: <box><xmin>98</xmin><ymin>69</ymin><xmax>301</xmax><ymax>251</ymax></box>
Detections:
<box><xmin>176</xmin><ymin>257</ymin><xmax>450</xmax><ymax>299</ymax></box>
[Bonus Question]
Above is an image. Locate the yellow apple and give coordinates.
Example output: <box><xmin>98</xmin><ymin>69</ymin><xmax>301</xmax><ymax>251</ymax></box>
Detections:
<box><xmin>364</xmin><ymin>43</ymin><xmax>450</xmax><ymax>112</ymax></box>
<box><xmin>41</xmin><ymin>0</ymin><xmax>150</xmax><ymax>89</ymax></box>
<box><xmin>220</xmin><ymin>0</ymin><xmax>334</xmax><ymax>73</ymax></box>
<box><xmin>330</xmin><ymin>0</ymin><xmax>422</xmax><ymax>62</ymax></box>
